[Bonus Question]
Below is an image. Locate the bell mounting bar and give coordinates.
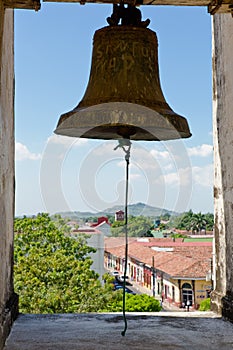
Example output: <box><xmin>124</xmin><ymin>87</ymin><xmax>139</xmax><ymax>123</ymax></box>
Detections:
<box><xmin>5</xmin><ymin>0</ymin><xmax>233</xmax><ymax>16</ymax></box>
<box><xmin>44</xmin><ymin>0</ymin><xmax>233</xmax><ymax>14</ymax></box>
<box><xmin>3</xmin><ymin>0</ymin><xmax>41</xmax><ymax>10</ymax></box>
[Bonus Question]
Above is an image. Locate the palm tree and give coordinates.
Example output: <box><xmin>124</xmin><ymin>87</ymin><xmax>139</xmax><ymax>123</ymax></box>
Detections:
<box><xmin>191</xmin><ymin>213</ymin><xmax>207</xmax><ymax>234</ymax></box>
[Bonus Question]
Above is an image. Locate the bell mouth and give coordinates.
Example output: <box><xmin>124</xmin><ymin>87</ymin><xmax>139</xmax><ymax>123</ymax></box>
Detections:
<box><xmin>54</xmin><ymin>102</ymin><xmax>191</xmax><ymax>141</ymax></box>
<box><xmin>116</xmin><ymin>125</ymin><xmax>137</xmax><ymax>138</ymax></box>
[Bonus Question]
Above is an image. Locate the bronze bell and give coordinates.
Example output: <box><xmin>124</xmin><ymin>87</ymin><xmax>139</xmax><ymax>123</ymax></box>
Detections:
<box><xmin>55</xmin><ymin>9</ymin><xmax>191</xmax><ymax>141</ymax></box>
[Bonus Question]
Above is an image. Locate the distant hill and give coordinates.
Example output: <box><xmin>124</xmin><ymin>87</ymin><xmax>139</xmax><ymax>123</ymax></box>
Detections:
<box><xmin>55</xmin><ymin>202</ymin><xmax>179</xmax><ymax>220</ymax></box>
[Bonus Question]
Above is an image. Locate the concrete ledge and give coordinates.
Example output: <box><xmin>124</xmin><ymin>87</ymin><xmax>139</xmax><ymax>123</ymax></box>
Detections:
<box><xmin>4</xmin><ymin>312</ymin><xmax>233</xmax><ymax>350</ymax></box>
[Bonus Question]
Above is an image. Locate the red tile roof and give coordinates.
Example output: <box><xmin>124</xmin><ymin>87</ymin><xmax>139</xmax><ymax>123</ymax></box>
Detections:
<box><xmin>104</xmin><ymin>237</ymin><xmax>213</xmax><ymax>279</ymax></box>
<box><xmin>90</xmin><ymin>216</ymin><xmax>110</xmax><ymax>227</ymax></box>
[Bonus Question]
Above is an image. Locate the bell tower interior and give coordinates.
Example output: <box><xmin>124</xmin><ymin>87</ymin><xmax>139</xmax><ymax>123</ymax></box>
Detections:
<box><xmin>1</xmin><ymin>1</ymin><xmax>233</xmax><ymax>348</ymax></box>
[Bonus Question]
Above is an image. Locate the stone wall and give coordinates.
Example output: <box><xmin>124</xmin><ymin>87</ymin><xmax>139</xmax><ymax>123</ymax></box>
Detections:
<box><xmin>0</xmin><ymin>4</ymin><xmax>18</xmax><ymax>350</ymax></box>
<box><xmin>211</xmin><ymin>13</ymin><xmax>233</xmax><ymax>321</ymax></box>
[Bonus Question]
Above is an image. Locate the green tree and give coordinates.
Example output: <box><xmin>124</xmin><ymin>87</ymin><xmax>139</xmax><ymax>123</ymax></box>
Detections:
<box><xmin>111</xmin><ymin>220</ymin><xmax>125</xmax><ymax>228</ymax></box>
<box><xmin>180</xmin><ymin>210</ymin><xmax>194</xmax><ymax>231</ymax></box>
<box><xmin>106</xmin><ymin>215</ymin><xmax>115</xmax><ymax>224</ymax></box>
<box><xmin>169</xmin><ymin>210</ymin><xmax>214</xmax><ymax>234</ymax></box>
<box><xmin>158</xmin><ymin>222</ymin><xmax>168</xmax><ymax>231</ymax></box>
<box><xmin>168</xmin><ymin>210</ymin><xmax>193</xmax><ymax>231</ymax></box>
<box><xmin>14</xmin><ymin>215</ymin><xmax>164</xmax><ymax>314</ymax></box>
<box><xmin>190</xmin><ymin>212</ymin><xmax>207</xmax><ymax>234</ymax></box>
<box><xmin>52</xmin><ymin>213</ymin><xmax>73</xmax><ymax>234</ymax></box>
<box><xmin>204</xmin><ymin>213</ymin><xmax>214</xmax><ymax>231</ymax></box>
<box><xmin>111</xmin><ymin>216</ymin><xmax>153</xmax><ymax>237</ymax></box>
<box><xmin>14</xmin><ymin>213</ymin><xmax>108</xmax><ymax>313</ymax></box>
<box><xmin>160</xmin><ymin>212</ymin><xmax>171</xmax><ymax>221</ymax></box>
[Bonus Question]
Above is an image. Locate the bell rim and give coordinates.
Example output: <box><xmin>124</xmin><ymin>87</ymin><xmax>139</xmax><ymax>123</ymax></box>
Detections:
<box><xmin>55</xmin><ymin>102</ymin><xmax>192</xmax><ymax>141</ymax></box>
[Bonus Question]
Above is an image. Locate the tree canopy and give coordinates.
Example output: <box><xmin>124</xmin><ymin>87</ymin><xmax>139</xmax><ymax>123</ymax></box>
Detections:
<box><xmin>169</xmin><ymin>210</ymin><xmax>214</xmax><ymax>232</ymax></box>
<box><xmin>111</xmin><ymin>215</ymin><xmax>153</xmax><ymax>237</ymax></box>
<box><xmin>14</xmin><ymin>213</ymin><xmax>162</xmax><ymax>314</ymax></box>
<box><xmin>14</xmin><ymin>213</ymin><xmax>107</xmax><ymax>313</ymax></box>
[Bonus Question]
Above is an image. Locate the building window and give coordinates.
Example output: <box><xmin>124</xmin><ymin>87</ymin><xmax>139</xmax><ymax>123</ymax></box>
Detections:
<box><xmin>182</xmin><ymin>282</ymin><xmax>193</xmax><ymax>305</ymax></box>
<box><xmin>172</xmin><ymin>286</ymin><xmax>175</xmax><ymax>301</ymax></box>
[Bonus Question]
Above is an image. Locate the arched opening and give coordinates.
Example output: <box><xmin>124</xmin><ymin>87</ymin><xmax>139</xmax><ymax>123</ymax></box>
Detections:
<box><xmin>1</xmin><ymin>2</ymin><xmax>233</xmax><ymax>349</ymax></box>
<box><xmin>182</xmin><ymin>282</ymin><xmax>193</xmax><ymax>306</ymax></box>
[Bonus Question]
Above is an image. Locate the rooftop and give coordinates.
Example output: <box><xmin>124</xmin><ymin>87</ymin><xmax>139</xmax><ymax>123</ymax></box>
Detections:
<box><xmin>105</xmin><ymin>237</ymin><xmax>213</xmax><ymax>279</ymax></box>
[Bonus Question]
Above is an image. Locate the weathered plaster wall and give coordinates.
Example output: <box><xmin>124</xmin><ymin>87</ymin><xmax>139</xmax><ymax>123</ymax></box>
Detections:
<box><xmin>211</xmin><ymin>13</ymin><xmax>233</xmax><ymax>321</ymax></box>
<box><xmin>0</xmin><ymin>4</ymin><xmax>18</xmax><ymax>350</ymax></box>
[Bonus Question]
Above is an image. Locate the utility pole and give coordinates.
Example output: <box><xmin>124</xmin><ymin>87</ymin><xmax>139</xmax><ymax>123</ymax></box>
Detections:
<box><xmin>152</xmin><ymin>256</ymin><xmax>155</xmax><ymax>298</ymax></box>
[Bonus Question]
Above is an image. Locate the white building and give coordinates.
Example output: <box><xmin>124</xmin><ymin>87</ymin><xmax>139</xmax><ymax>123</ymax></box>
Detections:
<box><xmin>71</xmin><ymin>227</ymin><xmax>105</xmax><ymax>283</ymax></box>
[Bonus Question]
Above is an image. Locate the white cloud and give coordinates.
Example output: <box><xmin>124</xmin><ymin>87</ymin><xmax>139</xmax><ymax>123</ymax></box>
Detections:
<box><xmin>130</xmin><ymin>173</ymin><xmax>142</xmax><ymax>181</ymax></box>
<box><xmin>15</xmin><ymin>142</ymin><xmax>41</xmax><ymax>161</ymax></box>
<box><xmin>90</xmin><ymin>143</ymin><xmax>161</xmax><ymax>173</ymax></box>
<box><xmin>47</xmin><ymin>134</ymin><xmax>88</xmax><ymax>147</ymax></box>
<box><xmin>117</xmin><ymin>160</ymin><xmax>129</xmax><ymax>168</ymax></box>
<box><xmin>150</xmin><ymin>149</ymin><xmax>171</xmax><ymax>160</ymax></box>
<box><xmin>161</xmin><ymin>167</ymin><xmax>192</xmax><ymax>187</ymax></box>
<box><xmin>155</xmin><ymin>164</ymin><xmax>213</xmax><ymax>189</ymax></box>
<box><xmin>187</xmin><ymin>144</ymin><xmax>213</xmax><ymax>157</ymax></box>
<box><xmin>92</xmin><ymin>142</ymin><xmax>118</xmax><ymax>156</ymax></box>
<box><xmin>164</xmin><ymin>163</ymin><xmax>174</xmax><ymax>171</ymax></box>
<box><xmin>192</xmin><ymin>164</ymin><xmax>213</xmax><ymax>187</ymax></box>
<box><xmin>162</xmin><ymin>172</ymin><xmax>179</xmax><ymax>186</ymax></box>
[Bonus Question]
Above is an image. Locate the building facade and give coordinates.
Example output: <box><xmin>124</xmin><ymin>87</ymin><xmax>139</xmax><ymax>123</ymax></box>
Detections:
<box><xmin>105</xmin><ymin>237</ymin><xmax>213</xmax><ymax>308</ymax></box>
<box><xmin>71</xmin><ymin>227</ymin><xmax>105</xmax><ymax>282</ymax></box>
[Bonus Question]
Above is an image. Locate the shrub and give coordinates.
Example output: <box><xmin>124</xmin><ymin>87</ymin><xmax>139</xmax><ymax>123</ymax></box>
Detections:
<box><xmin>199</xmin><ymin>298</ymin><xmax>211</xmax><ymax>311</ymax></box>
<box><xmin>102</xmin><ymin>293</ymin><xmax>162</xmax><ymax>312</ymax></box>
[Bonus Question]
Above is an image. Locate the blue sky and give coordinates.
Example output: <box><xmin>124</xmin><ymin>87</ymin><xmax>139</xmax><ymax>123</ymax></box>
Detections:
<box><xmin>14</xmin><ymin>4</ymin><xmax>213</xmax><ymax>216</ymax></box>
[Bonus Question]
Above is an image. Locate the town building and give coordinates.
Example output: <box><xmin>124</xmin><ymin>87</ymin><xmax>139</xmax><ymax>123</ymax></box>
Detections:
<box><xmin>71</xmin><ymin>227</ymin><xmax>105</xmax><ymax>282</ymax></box>
<box><xmin>115</xmin><ymin>210</ymin><xmax>124</xmax><ymax>222</ymax></box>
<box><xmin>104</xmin><ymin>237</ymin><xmax>213</xmax><ymax>309</ymax></box>
<box><xmin>90</xmin><ymin>216</ymin><xmax>111</xmax><ymax>237</ymax></box>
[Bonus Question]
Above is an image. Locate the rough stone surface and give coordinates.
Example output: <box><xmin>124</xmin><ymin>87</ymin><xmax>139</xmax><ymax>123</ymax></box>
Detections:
<box><xmin>4</xmin><ymin>313</ymin><xmax>233</xmax><ymax>350</ymax></box>
<box><xmin>212</xmin><ymin>13</ymin><xmax>233</xmax><ymax>320</ymax></box>
<box><xmin>0</xmin><ymin>5</ymin><xmax>17</xmax><ymax>350</ymax></box>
